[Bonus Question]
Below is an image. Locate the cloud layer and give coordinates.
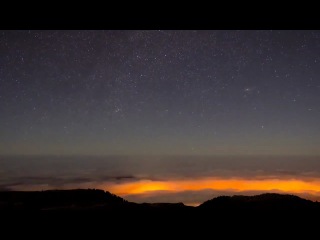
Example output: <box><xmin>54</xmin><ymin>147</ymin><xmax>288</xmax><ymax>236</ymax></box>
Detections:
<box><xmin>2</xmin><ymin>155</ymin><xmax>320</xmax><ymax>204</ymax></box>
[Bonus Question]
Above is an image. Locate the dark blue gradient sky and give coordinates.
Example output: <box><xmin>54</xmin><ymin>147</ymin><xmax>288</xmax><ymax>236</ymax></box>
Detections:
<box><xmin>1</xmin><ymin>30</ymin><xmax>320</xmax><ymax>156</ymax></box>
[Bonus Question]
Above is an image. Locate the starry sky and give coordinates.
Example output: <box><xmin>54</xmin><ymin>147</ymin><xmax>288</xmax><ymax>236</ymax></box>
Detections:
<box><xmin>1</xmin><ymin>30</ymin><xmax>320</xmax><ymax>204</ymax></box>
<box><xmin>1</xmin><ymin>30</ymin><xmax>320</xmax><ymax>156</ymax></box>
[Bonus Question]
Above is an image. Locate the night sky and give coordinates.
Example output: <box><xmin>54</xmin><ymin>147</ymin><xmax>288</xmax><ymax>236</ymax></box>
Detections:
<box><xmin>1</xmin><ymin>30</ymin><xmax>320</xmax><ymax>204</ymax></box>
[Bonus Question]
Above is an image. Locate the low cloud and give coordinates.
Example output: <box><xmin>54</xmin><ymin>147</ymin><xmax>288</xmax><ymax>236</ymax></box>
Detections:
<box><xmin>123</xmin><ymin>189</ymin><xmax>320</xmax><ymax>206</ymax></box>
<box><xmin>2</xmin><ymin>155</ymin><xmax>320</xmax><ymax>204</ymax></box>
<box><xmin>0</xmin><ymin>175</ymin><xmax>139</xmax><ymax>191</ymax></box>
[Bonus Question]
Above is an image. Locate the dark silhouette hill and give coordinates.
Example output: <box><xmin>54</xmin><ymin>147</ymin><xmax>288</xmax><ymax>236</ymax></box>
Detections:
<box><xmin>1</xmin><ymin>189</ymin><xmax>319</xmax><ymax>213</ymax></box>
<box><xmin>0</xmin><ymin>189</ymin><xmax>133</xmax><ymax>211</ymax></box>
<box><xmin>1</xmin><ymin>189</ymin><xmax>319</xmax><ymax>238</ymax></box>
<box><xmin>199</xmin><ymin>193</ymin><xmax>319</xmax><ymax>212</ymax></box>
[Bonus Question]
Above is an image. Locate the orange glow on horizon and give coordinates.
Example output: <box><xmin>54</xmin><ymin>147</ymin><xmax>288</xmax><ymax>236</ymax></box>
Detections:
<box><xmin>102</xmin><ymin>178</ymin><xmax>320</xmax><ymax>197</ymax></box>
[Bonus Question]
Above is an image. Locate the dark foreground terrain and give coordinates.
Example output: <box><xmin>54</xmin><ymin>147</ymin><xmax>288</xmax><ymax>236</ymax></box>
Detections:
<box><xmin>1</xmin><ymin>189</ymin><xmax>319</xmax><ymax>237</ymax></box>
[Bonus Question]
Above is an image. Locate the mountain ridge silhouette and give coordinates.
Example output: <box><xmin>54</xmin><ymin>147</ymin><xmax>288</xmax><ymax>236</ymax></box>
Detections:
<box><xmin>1</xmin><ymin>189</ymin><xmax>319</xmax><ymax>212</ymax></box>
<box><xmin>1</xmin><ymin>189</ymin><xmax>319</xmax><ymax>237</ymax></box>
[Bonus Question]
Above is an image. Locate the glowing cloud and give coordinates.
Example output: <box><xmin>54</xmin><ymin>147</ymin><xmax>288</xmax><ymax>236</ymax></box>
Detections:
<box><xmin>102</xmin><ymin>177</ymin><xmax>320</xmax><ymax>198</ymax></box>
